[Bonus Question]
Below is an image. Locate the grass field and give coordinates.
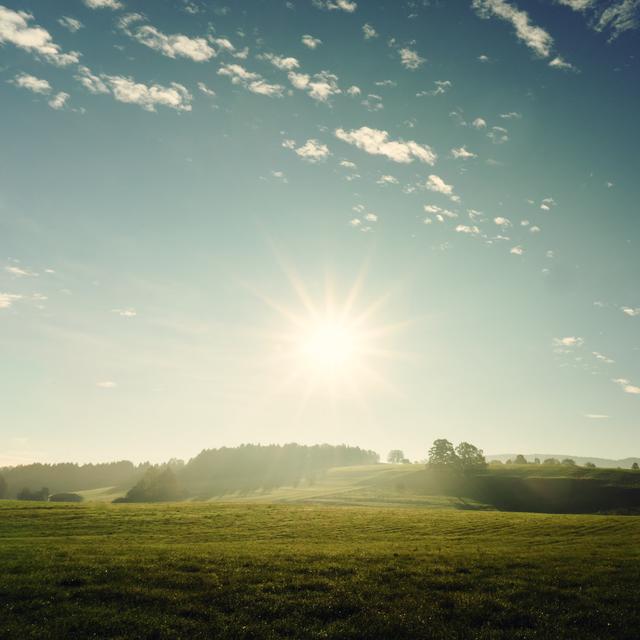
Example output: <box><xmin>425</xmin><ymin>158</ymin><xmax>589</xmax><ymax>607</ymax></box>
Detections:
<box><xmin>1</xmin><ymin>500</ymin><xmax>639</xmax><ymax>639</ymax></box>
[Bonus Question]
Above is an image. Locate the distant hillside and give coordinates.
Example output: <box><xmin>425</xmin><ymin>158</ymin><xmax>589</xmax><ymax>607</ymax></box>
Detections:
<box><xmin>486</xmin><ymin>454</ymin><xmax>640</xmax><ymax>469</ymax></box>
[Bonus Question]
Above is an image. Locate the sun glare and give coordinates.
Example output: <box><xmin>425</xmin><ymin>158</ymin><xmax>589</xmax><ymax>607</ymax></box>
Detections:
<box><xmin>300</xmin><ymin>321</ymin><xmax>358</xmax><ymax>371</ymax></box>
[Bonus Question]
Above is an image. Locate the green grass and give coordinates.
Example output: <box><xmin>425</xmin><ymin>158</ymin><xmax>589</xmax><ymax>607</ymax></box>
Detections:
<box><xmin>1</xmin><ymin>501</ymin><xmax>639</xmax><ymax>639</ymax></box>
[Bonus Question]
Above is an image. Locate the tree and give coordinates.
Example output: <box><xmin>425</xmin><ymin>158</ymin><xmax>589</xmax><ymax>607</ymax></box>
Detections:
<box><xmin>17</xmin><ymin>487</ymin><xmax>49</xmax><ymax>501</ymax></box>
<box><xmin>387</xmin><ymin>450</ymin><xmax>405</xmax><ymax>464</ymax></box>
<box><xmin>427</xmin><ymin>439</ymin><xmax>458</xmax><ymax>468</ymax></box>
<box><xmin>455</xmin><ymin>442</ymin><xmax>487</xmax><ymax>474</ymax></box>
<box><xmin>561</xmin><ymin>458</ymin><xmax>576</xmax><ymax>466</ymax></box>
<box><xmin>114</xmin><ymin>467</ymin><xmax>185</xmax><ymax>503</ymax></box>
<box><xmin>632</xmin><ymin>462</ymin><xmax>639</xmax><ymax>471</ymax></box>
<box><xmin>514</xmin><ymin>455</ymin><xmax>528</xmax><ymax>465</ymax></box>
<box><xmin>534</xmin><ymin>458</ymin><xmax>541</xmax><ymax>465</ymax></box>
<box><xmin>584</xmin><ymin>462</ymin><xmax>596</xmax><ymax>469</ymax></box>
<box><xmin>543</xmin><ymin>458</ymin><xmax>559</xmax><ymax>465</ymax></box>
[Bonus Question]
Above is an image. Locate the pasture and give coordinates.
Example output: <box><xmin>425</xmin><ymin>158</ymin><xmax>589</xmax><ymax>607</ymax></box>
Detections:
<box><xmin>1</xmin><ymin>500</ymin><xmax>639</xmax><ymax>639</ymax></box>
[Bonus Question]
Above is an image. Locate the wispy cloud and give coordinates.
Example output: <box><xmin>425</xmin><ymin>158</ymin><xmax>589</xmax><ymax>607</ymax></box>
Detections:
<box><xmin>218</xmin><ymin>64</ymin><xmax>284</xmax><ymax>97</ymax></box>
<box><xmin>284</xmin><ymin>139</ymin><xmax>331</xmax><ymax>163</ymax></box>
<box><xmin>313</xmin><ymin>0</ymin><xmax>357</xmax><ymax>12</ymax></box>
<box><xmin>399</xmin><ymin>47</ymin><xmax>425</xmax><ymax>69</ymax></box>
<box><xmin>288</xmin><ymin>70</ymin><xmax>341</xmax><ymax>102</ymax></box>
<box><xmin>334</xmin><ymin>127</ymin><xmax>437</xmax><ymax>164</ymax></box>
<box><xmin>301</xmin><ymin>34</ymin><xmax>322</xmax><ymax>49</ymax></box>
<box><xmin>11</xmin><ymin>72</ymin><xmax>51</xmax><ymax>94</ymax></box>
<box><xmin>58</xmin><ymin>16</ymin><xmax>83</xmax><ymax>32</ymax></box>
<box><xmin>363</xmin><ymin>23</ymin><xmax>378</xmax><ymax>39</ymax></box>
<box><xmin>0</xmin><ymin>6</ymin><xmax>81</xmax><ymax>66</ymax></box>
<box><xmin>613</xmin><ymin>378</ymin><xmax>640</xmax><ymax>394</ymax></box>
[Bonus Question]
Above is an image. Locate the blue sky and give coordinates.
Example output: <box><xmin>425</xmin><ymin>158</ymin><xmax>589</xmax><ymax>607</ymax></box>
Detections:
<box><xmin>1</xmin><ymin>0</ymin><xmax>639</xmax><ymax>465</ymax></box>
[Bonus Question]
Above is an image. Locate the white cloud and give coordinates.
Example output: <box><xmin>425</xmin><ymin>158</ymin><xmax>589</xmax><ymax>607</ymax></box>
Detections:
<box><xmin>510</xmin><ymin>245</ymin><xmax>525</xmax><ymax>255</ymax></box>
<box><xmin>58</xmin><ymin>16</ymin><xmax>83</xmax><ymax>32</ymax></box>
<box><xmin>596</xmin><ymin>0</ymin><xmax>640</xmax><ymax>40</ymax></box>
<box><xmin>76</xmin><ymin>66</ymin><xmax>192</xmax><ymax>111</ymax></box>
<box><xmin>549</xmin><ymin>56</ymin><xmax>578</xmax><ymax>71</ymax></box>
<box><xmin>540</xmin><ymin>197</ymin><xmax>556</xmax><ymax>210</ymax></box>
<box><xmin>451</xmin><ymin>146</ymin><xmax>477</xmax><ymax>159</ymax></box>
<box><xmin>364</xmin><ymin>212</ymin><xmax>378</xmax><ymax>222</ymax></box>
<box><xmin>0</xmin><ymin>293</ymin><xmax>22</xmax><ymax>309</ymax></box>
<box><xmin>197</xmin><ymin>81</ymin><xmax>215</xmax><ymax>96</ymax></box>
<box><xmin>417</xmin><ymin>80</ymin><xmax>452</xmax><ymax>97</ymax></box>
<box><xmin>83</xmin><ymin>0</ymin><xmax>123</xmax><ymax>8</ymax></box>
<box><xmin>112</xmin><ymin>308</ymin><xmax>136</xmax><ymax>317</ymax></box>
<box><xmin>613</xmin><ymin>378</ymin><xmax>640</xmax><ymax>394</ymax></box>
<box><xmin>472</xmin><ymin>117</ymin><xmax>487</xmax><ymax>129</ymax></box>
<box><xmin>426</xmin><ymin>174</ymin><xmax>454</xmax><ymax>197</ymax></box>
<box><xmin>478</xmin><ymin>54</ymin><xmax>491</xmax><ymax>62</ymax></box>
<box><xmin>424</xmin><ymin>205</ymin><xmax>458</xmax><ymax>220</ymax></box>
<box><xmin>218</xmin><ymin>64</ymin><xmax>284</xmax><ymax>97</ymax></box>
<box><xmin>288</xmin><ymin>70</ymin><xmax>341</xmax><ymax>102</ymax></box>
<box><xmin>554</xmin><ymin>336</ymin><xmax>584</xmax><ymax>347</ymax></box>
<box><xmin>472</xmin><ymin>0</ymin><xmax>554</xmax><ymax>57</ymax></box>
<box><xmin>456</xmin><ymin>224</ymin><xmax>481</xmax><ymax>235</ymax></box>
<box><xmin>363</xmin><ymin>23</ymin><xmax>378</xmax><ymax>39</ymax></box>
<box><xmin>622</xmin><ymin>307</ymin><xmax>640</xmax><ymax>317</ymax></box>
<box><xmin>339</xmin><ymin>160</ymin><xmax>357</xmax><ymax>169</ymax></box>
<box><xmin>96</xmin><ymin>380</ymin><xmax>118</xmax><ymax>388</ymax></box>
<box><xmin>0</xmin><ymin>6</ymin><xmax>81</xmax><ymax>66</ymax></box>
<box><xmin>12</xmin><ymin>72</ymin><xmax>51</xmax><ymax>94</ymax></box>
<box><xmin>313</xmin><ymin>0</ymin><xmax>357</xmax><ymax>12</ymax></box>
<box><xmin>48</xmin><ymin>92</ymin><xmax>69</xmax><ymax>110</ymax></box>
<box><xmin>346</xmin><ymin>85</ymin><xmax>361</xmax><ymax>96</ymax></box>
<box><xmin>301</xmin><ymin>34</ymin><xmax>322</xmax><ymax>49</ymax></box>
<box><xmin>399</xmin><ymin>47</ymin><xmax>425</xmax><ymax>69</ymax></box>
<box><xmin>593</xmin><ymin>351</ymin><xmax>614</xmax><ymax>364</ymax></box>
<box><xmin>584</xmin><ymin>414</ymin><xmax>609</xmax><ymax>419</ymax></box>
<box><xmin>500</xmin><ymin>111</ymin><xmax>522</xmax><ymax>119</ymax></box>
<box><xmin>494</xmin><ymin>216</ymin><xmax>512</xmax><ymax>227</ymax></box>
<box><xmin>556</xmin><ymin>0</ymin><xmax>595</xmax><ymax>10</ymax></box>
<box><xmin>376</xmin><ymin>174</ymin><xmax>398</xmax><ymax>185</ymax></box>
<box><xmin>290</xmin><ymin>139</ymin><xmax>331</xmax><ymax>162</ymax></box>
<box><xmin>260</xmin><ymin>53</ymin><xmax>300</xmax><ymax>70</ymax></box>
<box><xmin>119</xmin><ymin>16</ymin><xmax>215</xmax><ymax>61</ymax></box>
<box><xmin>5</xmin><ymin>265</ymin><xmax>37</xmax><ymax>277</ymax></box>
<box><xmin>488</xmin><ymin>126</ymin><xmax>509</xmax><ymax>144</ymax></box>
<box><xmin>334</xmin><ymin>127</ymin><xmax>437</xmax><ymax>164</ymax></box>
<box><xmin>362</xmin><ymin>93</ymin><xmax>383</xmax><ymax>111</ymax></box>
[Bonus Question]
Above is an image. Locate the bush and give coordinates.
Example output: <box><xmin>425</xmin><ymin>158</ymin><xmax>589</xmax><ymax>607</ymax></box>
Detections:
<box><xmin>49</xmin><ymin>493</ymin><xmax>84</xmax><ymax>503</ymax></box>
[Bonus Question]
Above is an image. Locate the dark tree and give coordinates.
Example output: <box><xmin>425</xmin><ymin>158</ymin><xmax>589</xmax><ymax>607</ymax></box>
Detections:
<box><xmin>632</xmin><ymin>462</ymin><xmax>639</xmax><ymax>471</ymax></box>
<box><xmin>17</xmin><ymin>487</ymin><xmax>49</xmax><ymax>501</ymax></box>
<box><xmin>455</xmin><ymin>442</ymin><xmax>487</xmax><ymax>474</ymax></box>
<box><xmin>534</xmin><ymin>458</ymin><xmax>541</xmax><ymax>465</ymax></box>
<box><xmin>427</xmin><ymin>439</ymin><xmax>458</xmax><ymax>468</ymax></box>
<box><xmin>387</xmin><ymin>450</ymin><xmax>405</xmax><ymax>464</ymax></box>
<box><xmin>49</xmin><ymin>492</ymin><xmax>84</xmax><ymax>502</ymax></box>
<box><xmin>514</xmin><ymin>455</ymin><xmax>528</xmax><ymax>465</ymax></box>
<box><xmin>115</xmin><ymin>467</ymin><xmax>184</xmax><ymax>503</ymax></box>
<box><xmin>543</xmin><ymin>458</ymin><xmax>559</xmax><ymax>465</ymax></box>
<box><xmin>584</xmin><ymin>462</ymin><xmax>596</xmax><ymax>469</ymax></box>
<box><xmin>561</xmin><ymin>458</ymin><xmax>576</xmax><ymax>466</ymax></box>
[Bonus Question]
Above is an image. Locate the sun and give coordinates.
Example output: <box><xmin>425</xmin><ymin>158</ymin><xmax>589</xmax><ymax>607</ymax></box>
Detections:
<box><xmin>299</xmin><ymin>320</ymin><xmax>358</xmax><ymax>372</ymax></box>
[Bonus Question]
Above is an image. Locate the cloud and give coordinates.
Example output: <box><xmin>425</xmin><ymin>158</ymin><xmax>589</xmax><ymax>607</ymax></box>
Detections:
<box><xmin>334</xmin><ymin>127</ymin><xmax>437</xmax><ymax>164</ymax></box>
<box><xmin>424</xmin><ymin>204</ymin><xmax>458</xmax><ymax>220</ymax></box>
<box><xmin>288</xmin><ymin>70</ymin><xmax>341</xmax><ymax>102</ymax></box>
<box><xmin>83</xmin><ymin>0</ymin><xmax>123</xmax><ymax>8</ymax></box>
<box><xmin>613</xmin><ymin>378</ymin><xmax>640</xmax><ymax>394</ymax></box>
<box><xmin>363</xmin><ymin>23</ymin><xmax>378</xmax><ymax>39</ymax></box>
<box><xmin>0</xmin><ymin>293</ymin><xmax>22</xmax><ymax>309</ymax></box>
<box><xmin>540</xmin><ymin>197</ymin><xmax>556</xmax><ymax>210</ymax></box>
<box><xmin>596</xmin><ymin>0</ymin><xmax>640</xmax><ymax>40</ymax></box>
<box><xmin>112</xmin><ymin>308</ymin><xmax>136</xmax><ymax>317</ymax></box>
<box><xmin>554</xmin><ymin>336</ymin><xmax>584</xmax><ymax>347</ymax></box>
<box><xmin>362</xmin><ymin>93</ymin><xmax>383</xmax><ymax>111</ymax></box>
<box><xmin>451</xmin><ymin>146</ymin><xmax>477</xmax><ymax>159</ymax></box>
<box><xmin>346</xmin><ymin>85</ymin><xmax>361</xmax><ymax>96</ymax></box>
<box><xmin>584</xmin><ymin>414</ymin><xmax>609</xmax><ymax>419</ymax></box>
<box><xmin>487</xmin><ymin>126</ymin><xmax>509</xmax><ymax>144</ymax></box>
<box><xmin>301</xmin><ymin>34</ymin><xmax>322</xmax><ymax>49</ymax></box>
<box><xmin>399</xmin><ymin>47</ymin><xmax>425</xmax><ymax>69</ymax></box>
<box><xmin>510</xmin><ymin>245</ymin><xmax>525</xmax><ymax>255</ymax></box>
<box><xmin>456</xmin><ymin>224</ymin><xmax>481</xmax><ymax>235</ymax></box>
<box><xmin>96</xmin><ymin>380</ymin><xmax>118</xmax><ymax>388</ymax></box>
<box><xmin>593</xmin><ymin>351</ymin><xmax>614</xmax><ymax>364</ymax></box>
<box><xmin>549</xmin><ymin>56</ymin><xmax>578</xmax><ymax>71</ymax></box>
<box><xmin>556</xmin><ymin>0</ymin><xmax>594</xmax><ymax>9</ymax></box>
<box><xmin>500</xmin><ymin>111</ymin><xmax>522</xmax><ymax>119</ymax></box>
<box><xmin>48</xmin><ymin>92</ymin><xmax>69</xmax><ymax>110</ymax></box>
<box><xmin>218</xmin><ymin>64</ymin><xmax>284</xmax><ymax>97</ymax></box>
<box><xmin>58</xmin><ymin>16</ymin><xmax>83</xmax><ymax>32</ymax></box>
<box><xmin>11</xmin><ymin>72</ymin><xmax>51</xmax><ymax>94</ymax></box>
<box><xmin>313</xmin><ymin>0</ymin><xmax>357</xmax><ymax>12</ymax></box>
<box><xmin>426</xmin><ymin>174</ymin><xmax>455</xmax><ymax>197</ymax></box>
<box><xmin>472</xmin><ymin>0</ymin><xmax>554</xmax><ymax>57</ymax></box>
<box><xmin>260</xmin><ymin>53</ymin><xmax>300</xmax><ymax>70</ymax></box>
<box><xmin>287</xmin><ymin>139</ymin><xmax>331</xmax><ymax>162</ymax></box>
<box><xmin>622</xmin><ymin>307</ymin><xmax>640</xmax><ymax>317</ymax></box>
<box><xmin>472</xmin><ymin>117</ymin><xmax>487</xmax><ymax>129</ymax></box>
<box><xmin>75</xmin><ymin>66</ymin><xmax>192</xmax><ymax>111</ymax></box>
<box><xmin>417</xmin><ymin>80</ymin><xmax>452</xmax><ymax>97</ymax></box>
<box><xmin>5</xmin><ymin>265</ymin><xmax>37</xmax><ymax>277</ymax></box>
<box><xmin>197</xmin><ymin>81</ymin><xmax>215</xmax><ymax>96</ymax></box>
<box><xmin>0</xmin><ymin>6</ymin><xmax>81</xmax><ymax>66</ymax></box>
<box><xmin>119</xmin><ymin>15</ymin><xmax>216</xmax><ymax>61</ymax></box>
<box><xmin>494</xmin><ymin>216</ymin><xmax>512</xmax><ymax>227</ymax></box>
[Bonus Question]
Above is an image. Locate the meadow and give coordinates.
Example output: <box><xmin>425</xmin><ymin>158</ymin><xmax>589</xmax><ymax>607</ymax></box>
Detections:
<box><xmin>1</xmin><ymin>499</ymin><xmax>639</xmax><ymax>639</ymax></box>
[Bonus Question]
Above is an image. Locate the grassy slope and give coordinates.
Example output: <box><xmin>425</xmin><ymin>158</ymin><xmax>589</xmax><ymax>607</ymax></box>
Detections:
<box><xmin>0</xmin><ymin>501</ymin><xmax>639</xmax><ymax>639</ymax></box>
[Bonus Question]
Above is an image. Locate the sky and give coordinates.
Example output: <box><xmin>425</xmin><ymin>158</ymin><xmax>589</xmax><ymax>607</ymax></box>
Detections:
<box><xmin>1</xmin><ymin>0</ymin><xmax>639</xmax><ymax>466</ymax></box>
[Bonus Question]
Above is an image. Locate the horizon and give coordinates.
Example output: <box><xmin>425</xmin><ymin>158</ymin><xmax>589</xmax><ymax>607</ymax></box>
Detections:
<box><xmin>1</xmin><ymin>0</ymin><xmax>639</xmax><ymax>466</ymax></box>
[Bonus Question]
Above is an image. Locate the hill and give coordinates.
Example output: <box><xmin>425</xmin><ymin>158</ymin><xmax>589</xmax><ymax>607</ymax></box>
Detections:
<box><xmin>487</xmin><ymin>454</ymin><xmax>640</xmax><ymax>468</ymax></box>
